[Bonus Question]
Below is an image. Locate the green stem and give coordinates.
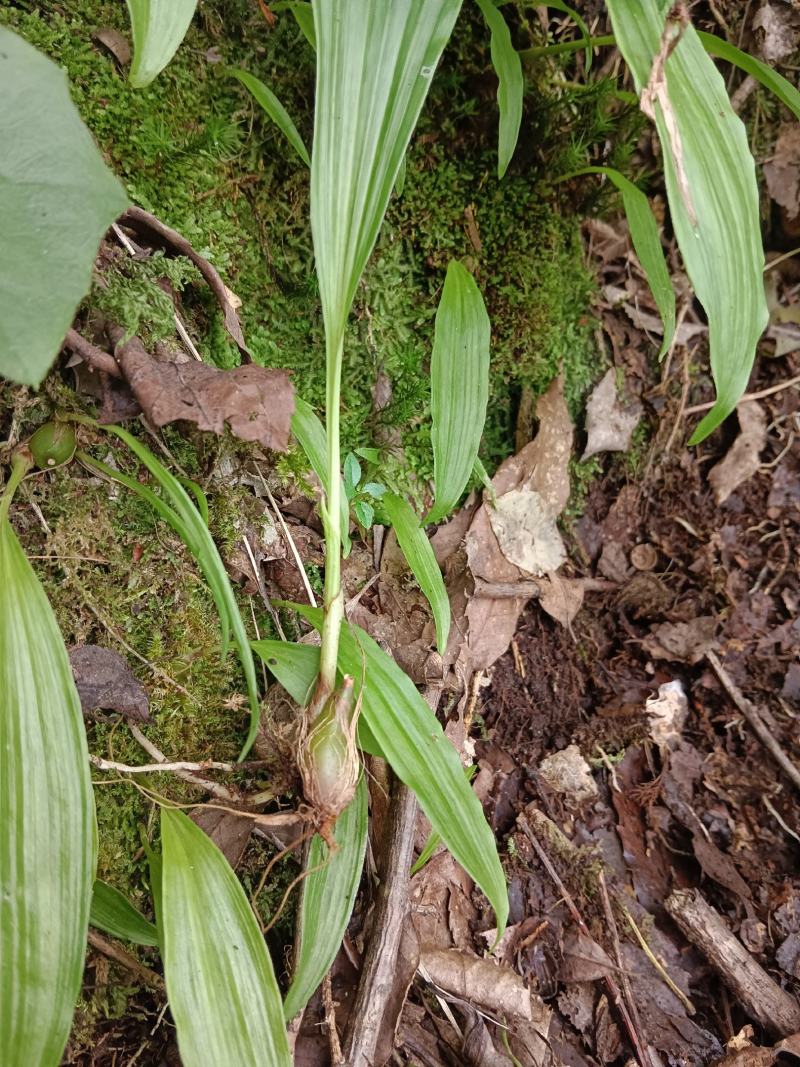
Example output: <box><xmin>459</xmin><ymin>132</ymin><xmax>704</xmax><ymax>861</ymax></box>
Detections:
<box><xmin>519</xmin><ymin>33</ymin><xmax>615</xmax><ymax>61</ymax></box>
<box><xmin>317</xmin><ymin>333</ymin><xmax>345</xmax><ymax>698</ymax></box>
<box><xmin>0</xmin><ymin>451</ymin><xmax>33</xmax><ymax>524</ymax></box>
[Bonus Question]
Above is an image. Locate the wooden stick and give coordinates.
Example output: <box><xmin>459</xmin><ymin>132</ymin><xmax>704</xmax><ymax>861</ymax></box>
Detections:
<box><xmin>665</xmin><ymin>889</ymin><xmax>800</xmax><ymax>1036</ymax></box>
<box><xmin>63</xmin><ymin>328</ymin><xmax>121</xmax><ymax>378</ymax></box>
<box><xmin>87</xmin><ymin>929</ymin><xmax>163</xmax><ymax>989</ymax></box>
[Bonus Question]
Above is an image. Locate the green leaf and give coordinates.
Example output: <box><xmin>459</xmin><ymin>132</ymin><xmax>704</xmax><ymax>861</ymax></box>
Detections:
<box><xmin>160</xmin><ymin>809</ymin><xmax>291</xmax><ymax>1067</ymax></box>
<box><xmin>0</xmin><ymin>490</ymin><xmax>96</xmax><ymax>1065</ymax></box>
<box><xmin>355</xmin><ymin>447</ymin><xmax>381</xmax><ymax>463</ymax></box>
<box><xmin>286</xmin><ymin>607</ymin><xmax>508</xmax><ymax>933</ymax></box>
<box><xmin>230</xmin><ymin>69</ymin><xmax>311</xmax><ymax>167</ymax></box>
<box><xmin>698</xmin><ymin>31</ymin><xmax>800</xmax><ymax>122</ymax></box>
<box><xmin>427</xmin><ymin>260</ymin><xmax>491</xmax><ymax>524</ymax></box>
<box><xmin>352</xmin><ymin>499</ymin><xmax>374</xmax><ymax>529</ymax></box>
<box><xmin>395</xmin><ymin>152</ymin><xmax>408</xmax><ymax>197</ymax></box>
<box><xmin>126</xmin><ymin>0</ymin><xmax>198</xmax><ymax>87</ymax></box>
<box><xmin>283</xmin><ymin>776</ymin><xmax>368</xmax><ymax>1019</ymax></box>
<box><xmin>273</xmin><ymin>1</ymin><xmax>317</xmax><ymax>49</ymax></box>
<box><xmin>382</xmin><ymin>493</ymin><xmax>450</xmax><ymax>655</ymax></box>
<box><xmin>474</xmin><ymin>0</ymin><xmax>524</xmax><ymax>178</ymax></box>
<box><xmin>547</xmin><ymin>0</ymin><xmax>593</xmax><ymax>69</ymax></box>
<box><xmin>573</xmin><ymin>166</ymin><xmax>675</xmax><ymax>356</ymax></box>
<box><xmin>411</xmin><ymin>764</ymin><xmax>476</xmax><ymax>874</ymax></box>
<box><xmin>606</xmin><ymin>1</ymin><xmax>768</xmax><ymax>442</ymax></box>
<box><xmin>90</xmin><ymin>881</ymin><xmax>159</xmax><ymax>947</ymax></box>
<box><xmin>362</xmin><ymin>482</ymin><xmax>386</xmax><ymax>499</ymax></box>
<box><xmin>311</xmin><ymin>0</ymin><xmax>462</xmax><ymax>352</ymax></box>
<box><xmin>291</xmin><ymin>398</ymin><xmax>351</xmax><ymax>555</ymax></box>
<box><xmin>0</xmin><ymin>28</ymin><xmax>128</xmax><ymax>388</ymax></box>
<box><xmin>343</xmin><ymin>453</ymin><xmax>362</xmax><ymax>498</ymax></box>
<box><xmin>82</xmin><ymin>425</ymin><xmax>261</xmax><ymax>759</ymax></box>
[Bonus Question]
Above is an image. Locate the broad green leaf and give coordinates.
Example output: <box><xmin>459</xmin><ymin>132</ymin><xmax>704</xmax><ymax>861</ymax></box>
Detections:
<box><xmin>274</xmin><ymin>1</ymin><xmax>317</xmax><ymax>49</ymax></box>
<box><xmin>283</xmin><ymin>776</ymin><xmax>368</xmax><ymax>1019</ymax></box>
<box><xmin>160</xmin><ymin>809</ymin><xmax>291</xmax><ymax>1067</ymax></box>
<box><xmin>574</xmin><ymin>166</ymin><xmax>675</xmax><ymax>356</ymax></box>
<box><xmin>126</xmin><ymin>0</ymin><xmax>198</xmax><ymax>87</ymax></box>
<box><xmin>90</xmin><ymin>881</ymin><xmax>159</xmax><ymax>947</ymax></box>
<box><xmin>0</xmin><ymin>483</ymin><xmax>95</xmax><ymax>1066</ymax></box>
<box><xmin>291</xmin><ymin>398</ymin><xmax>351</xmax><ymax>554</ymax></box>
<box><xmin>475</xmin><ymin>0</ymin><xmax>524</xmax><ymax>178</ymax></box>
<box><xmin>252</xmin><ymin>640</ymin><xmax>383</xmax><ymax>757</ymax></box>
<box><xmin>281</xmin><ymin>607</ymin><xmax>508</xmax><ymax>933</ymax></box>
<box><xmin>311</xmin><ymin>0</ymin><xmax>462</xmax><ymax>352</ymax></box>
<box><xmin>230</xmin><ymin>69</ymin><xmax>311</xmax><ymax>167</ymax></box>
<box><xmin>0</xmin><ymin>28</ymin><xmax>128</xmax><ymax>387</ymax></box>
<box><xmin>427</xmin><ymin>261</ymin><xmax>491</xmax><ymax>525</ymax></box>
<box><xmin>383</xmin><ymin>493</ymin><xmax>450</xmax><ymax>655</ymax></box>
<box><xmin>353</xmin><ymin>499</ymin><xmax>374</xmax><ymax>528</ymax></box>
<box><xmin>606</xmin><ymin>0</ymin><xmax>768</xmax><ymax>442</ymax></box>
<box><xmin>82</xmin><ymin>425</ymin><xmax>260</xmax><ymax>759</ymax></box>
<box><xmin>698</xmin><ymin>31</ymin><xmax>800</xmax><ymax>122</ymax></box>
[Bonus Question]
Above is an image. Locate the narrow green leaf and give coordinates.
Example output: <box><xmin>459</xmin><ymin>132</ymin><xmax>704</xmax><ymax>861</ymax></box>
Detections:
<box><xmin>83</xmin><ymin>425</ymin><xmax>261</xmax><ymax>759</ymax></box>
<box><xmin>606</xmin><ymin>0</ymin><xmax>768</xmax><ymax>441</ymax></box>
<box><xmin>230</xmin><ymin>69</ymin><xmax>311</xmax><ymax>167</ymax></box>
<box><xmin>287</xmin><ymin>607</ymin><xmax>508</xmax><ymax>933</ymax></box>
<box><xmin>90</xmin><ymin>881</ymin><xmax>159</xmax><ymax>947</ymax></box>
<box><xmin>0</xmin><ymin>28</ymin><xmax>128</xmax><ymax>387</ymax></box>
<box><xmin>411</xmin><ymin>765</ymin><xmax>476</xmax><ymax>875</ymax></box>
<box><xmin>252</xmin><ymin>640</ymin><xmax>383</xmax><ymax>757</ymax></box>
<box><xmin>383</xmin><ymin>493</ymin><xmax>450</xmax><ymax>655</ymax></box>
<box><xmin>160</xmin><ymin>809</ymin><xmax>291</xmax><ymax>1067</ymax></box>
<box><xmin>312</xmin><ymin>0</ymin><xmax>462</xmax><ymax>351</ymax></box>
<box><xmin>1</xmin><ymin>498</ymin><xmax>95</xmax><ymax>1065</ymax></box>
<box><xmin>474</xmin><ymin>0</ymin><xmax>524</xmax><ymax>178</ymax></box>
<box><xmin>273</xmin><ymin>1</ymin><xmax>317</xmax><ymax>49</ymax></box>
<box><xmin>291</xmin><ymin>398</ymin><xmax>350</xmax><ymax>554</ymax></box>
<box><xmin>547</xmin><ymin>0</ymin><xmax>593</xmax><ymax>69</ymax></box>
<box><xmin>573</xmin><ymin>166</ymin><xmax>675</xmax><ymax>356</ymax></box>
<box><xmin>126</xmin><ymin>0</ymin><xmax>198</xmax><ymax>87</ymax></box>
<box><xmin>283</xmin><ymin>776</ymin><xmax>368</xmax><ymax>1019</ymax></box>
<box><xmin>698</xmin><ymin>31</ymin><xmax>800</xmax><ymax>122</ymax></box>
<box><xmin>427</xmin><ymin>260</ymin><xmax>491</xmax><ymax>525</ymax></box>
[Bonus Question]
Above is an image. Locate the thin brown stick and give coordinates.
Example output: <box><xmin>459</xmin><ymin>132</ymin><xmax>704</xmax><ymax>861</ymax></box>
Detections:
<box><xmin>620</xmin><ymin>901</ymin><xmax>694</xmax><ymax>1015</ymax></box>
<box><xmin>518</xmin><ymin>813</ymin><xmax>648</xmax><ymax>1067</ymax></box>
<box><xmin>87</xmin><ymin>930</ymin><xmax>164</xmax><ymax>989</ymax></box>
<box><xmin>322</xmin><ymin>972</ymin><xmax>345</xmax><ymax>1066</ymax></box>
<box><xmin>707</xmin><ymin>651</ymin><xmax>800</xmax><ymax>793</ymax></box>
<box><xmin>128</xmin><ymin>723</ymin><xmax>239</xmax><ymax>804</ymax></box>
<box><xmin>63</xmin><ymin>328</ymin><xmax>121</xmax><ymax>378</ymax></box>
<box><xmin>684</xmin><ymin>373</ymin><xmax>800</xmax><ymax>415</ymax></box>
<box><xmin>598</xmin><ymin>871</ymin><xmax>648</xmax><ymax>1047</ymax></box>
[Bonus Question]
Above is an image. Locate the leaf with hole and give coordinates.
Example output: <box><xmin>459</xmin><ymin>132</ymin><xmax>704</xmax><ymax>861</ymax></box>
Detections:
<box><xmin>160</xmin><ymin>809</ymin><xmax>291</xmax><ymax>1067</ymax></box>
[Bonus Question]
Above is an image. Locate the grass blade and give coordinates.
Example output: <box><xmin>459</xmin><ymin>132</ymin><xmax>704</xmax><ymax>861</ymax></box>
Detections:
<box><xmin>274</xmin><ymin>1</ymin><xmax>317</xmax><ymax>49</ymax></box>
<box><xmin>160</xmin><ymin>809</ymin><xmax>291</xmax><ymax>1067</ymax></box>
<box><xmin>573</xmin><ymin>166</ymin><xmax>675</xmax><ymax>356</ymax></box>
<box><xmin>283</xmin><ymin>776</ymin><xmax>368</xmax><ymax>1019</ymax></box>
<box><xmin>126</xmin><ymin>0</ymin><xmax>198</xmax><ymax>87</ymax></box>
<box><xmin>291</xmin><ymin>397</ymin><xmax>350</xmax><ymax>555</ymax></box>
<box><xmin>698</xmin><ymin>31</ymin><xmax>800</xmax><ymax>121</ymax></box>
<box><xmin>230</xmin><ymin>69</ymin><xmax>310</xmax><ymax>166</ymax></box>
<box><xmin>474</xmin><ymin>0</ymin><xmax>524</xmax><ymax>178</ymax></box>
<box><xmin>0</xmin><ymin>476</ymin><xmax>95</xmax><ymax>1066</ymax></box>
<box><xmin>383</xmin><ymin>493</ymin><xmax>450</xmax><ymax>655</ymax></box>
<box><xmin>90</xmin><ymin>881</ymin><xmax>159</xmax><ymax>947</ymax></box>
<box><xmin>83</xmin><ymin>425</ymin><xmax>261</xmax><ymax>759</ymax></box>
<box><xmin>272</xmin><ymin>607</ymin><xmax>508</xmax><ymax>933</ymax></box>
<box><xmin>607</xmin><ymin>0</ymin><xmax>768</xmax><ymax>442</ymax></box>
<box><xmin>427</xmin><ymin>260</ymin><xmax>491</xmax><ymax>525</ymax></box>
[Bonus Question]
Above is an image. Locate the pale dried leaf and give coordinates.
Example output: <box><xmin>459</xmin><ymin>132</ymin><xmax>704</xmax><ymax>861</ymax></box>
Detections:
<box><xmin>419</xmin><ymin>948</ymin><xmax>535</xmax><ymax>1021</ymax></box>
<box><xmin>645</xmin><ymin>680</ymin><xmax>688</xmax><ymax>749</ymax></box>
<box><xmin>764</xmin><ymin>124</ymin><xmax>800</xmax><ymax>220</ymax></box>
<box><xmin>753</xmin><ymin>1</ymin><xmax>800</xmax><ymax>63</ymax></box>
<box><xmin>486</xmin><ymin>489</ymin><xmax>566</xmax><ymax>577</ymax></box>
<box><xmin>538</xmin><ymin>745</ymin><xmax>597</xmax><ymax>803</ymax></box>
<box><xmin>582</xmin><ymin>368</ymin><xmax>642</xmax><ymax>460</ymax></box>
<box><xmin>708</xmin><ymin>401</ymin><xmax>768</xmax><ymax>504</ymax></box>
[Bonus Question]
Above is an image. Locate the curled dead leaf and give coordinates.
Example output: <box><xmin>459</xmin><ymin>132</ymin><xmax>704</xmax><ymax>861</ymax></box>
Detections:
<box><xmin>709</xmin><ymin>402</ymin><xmax>768</xmax><ymax>505</ymax></box>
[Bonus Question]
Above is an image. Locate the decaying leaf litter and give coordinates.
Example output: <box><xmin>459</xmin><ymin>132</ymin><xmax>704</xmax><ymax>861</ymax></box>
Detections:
<box><xmin>2</xmin><ymin>1</ymin><xmax>800</xmax><ymax>1064</ymax></box>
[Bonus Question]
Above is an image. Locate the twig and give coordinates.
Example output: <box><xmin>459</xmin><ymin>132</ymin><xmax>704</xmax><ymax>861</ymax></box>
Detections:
<box><xmin>518</xmin><ymin>813</ymin><xmax>648</xmax><ymax>1067</ymax></box>
<box><xmin>254</xmin><ymin>462</ymin><xmax>318</xmax><ymax>608</ymax></box>
<box><xmin>684</xmin><ymin>373</ymin><xmax>800</xmax><ymax>415</ymax></box>
<box><xmin>128</xmin><ymin>722</ymin><xmax>239</xmax><ymax>803</ymax></box>
<box><xmin>90</xmin><ymin>754</ymin><xmax>266</xmax><ymax>775</ymax></box>
<box><xmin>707</xmin><ymin>651</ymin><xmax>800</xmax><ymax>793</ymax></box>
<box><xmin>87</xmin><ymin>929</ymin><xmax>164</xmax><ymax>990</ymax></box>
<box><xmin>322</xmin><ymin>972</ymin><xmax>345</xmax><ymax>1066</ymax></box>
<box><xmin>241</xmin><ymin>532</ymin><xmax>287</xmax><ymax>640</ymax></box>
<box><xmin>63</xmin><ymin>328</ymin><xmax>122</xmax><ymax>378</ymax></box>
<box><xmin>598</xmin><ymin>871</ymin><xmax>648</xmax><ymax>1047</ymax></box>
<box><xmin>619</xmin><ymin>899</ymin><xmax>694</xmax><ymax>1015</ymax></box>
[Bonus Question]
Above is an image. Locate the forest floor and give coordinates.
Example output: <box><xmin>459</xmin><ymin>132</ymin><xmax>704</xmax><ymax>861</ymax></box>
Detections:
<box><xmin>1</xmin><ymin>1</ymin><xmax>799</xmax><ymax>1065</ymax></box>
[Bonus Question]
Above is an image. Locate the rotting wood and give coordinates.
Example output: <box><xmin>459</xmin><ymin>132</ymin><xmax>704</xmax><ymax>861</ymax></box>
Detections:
<box><xmin>665</xmin><ymin>888</ymin><xmax>800</xmax><ymax>1037</ymax></box>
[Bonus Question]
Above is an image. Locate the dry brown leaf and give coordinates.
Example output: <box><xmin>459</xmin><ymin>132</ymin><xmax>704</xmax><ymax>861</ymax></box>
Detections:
<box><xmin>114</xmin><ymin>333</ymin><xmax>294</xmax><ymax>451</ymax></box>
<box><xmin>419</xmin><ymin>948</ymin><xmax>536</xmax><ymax>1021</ymax></box>
<box><xmin>709</xmin><ymin>402</ymin><xmax>768</xmax><ymax>504</ymax></box>
<box><xmin>93</xmin><ymin>28</ymin><xmax>131</xmax><ymax>67</ymax></box>
<box><xmin>581</xmin><ymin>368</ymin><xmax>642</xmax><ymax>461</ymax></box>
<box><xmin>536</xmin><ymin>572</ymin><xmax>585</xmax><ymax>628</ymax></box>
<box><xmin>643</xmin><ymin>616</ymin><xmax>718</xmax><ymax>664</ymax></box>
<box><xmin>190</xmin><ymin>808</ymin><xmax>253</xmax><ymax>869</ymax></box>
<box><xmin>69</xmin><ymin>645</ymin><xmax>149</xmax><ymax>722</ymax></box>
<box><xmin>753</xmin><ymin>1</ymin><xmax>800</xmax><ymax>63</ymax></box>
<box><xmin>558</xmin><ymin>931</ymin><xmax>615</xmax><ymax>984</ymax></box>
<box><xmin>765</xmin><ymin>125</ymin><xmax>800</xmax><ymax>220</ymax></box>
<box><xmin>486</xmin><ymin>489</ymin><xmax>566</xmax><ymax>576</ymax></box>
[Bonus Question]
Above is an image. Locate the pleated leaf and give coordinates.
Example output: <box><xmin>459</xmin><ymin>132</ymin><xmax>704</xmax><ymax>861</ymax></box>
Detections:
<box><xmin>90</xmin><ymin>881</ymin><xmax>159</xmax><ymax>947</ymax></box>
<box><xmin>261</xmin><ymin>608</ymin><xmax>508</xmax><ymax>933</ymax></box>
<box><xmin>474</xmin><ymin>0</ymin><xmax>524</xmax><ymax>178</ymax></box>
<box><xmin>698</xmin><ymin>32</ymin><xmax>800</xmax><ymax>121</ymax></box>
<box><xmin>0</xmin><ymin>504</ymin><xmax>95</xmax><ymax>1066</ymax></box>
<box><xmin>291</xmin><ymin>398</ymin><xmax>351</xmax><ymax>555</ymax></box>
<box><xmin>230</xmin><ymin>69</ymin><xmax>310</xmax><ymax>166</ymax></box>
<box><xmin>383</xmin><ymin>493</ymin><xmax>450</xmax><ymax>654</ymax></box>
<box><xmin>576</xmin><ymin>166</ymin><xmax>675</xmax><ymax>356</ymax></box>
<box><xmin>427</xmin><ymin>260</ymin><xmax>491</xmax><ymax>524</ymax></box>
<box><xmin>126</xmin><ymin>0</ymin><xmax>198</xmax><ymax>87</ymax></box>
<box><xmin>311</xmin><ymin>0</ymin><xmax>462</xmax><ymax>351</ymax></box>
<box><xmin>0</xmin><ymin>28</ymin><xmax>128</xmax><ymax>387</ymax></box>
<box><xmin>607</xmin><ymin>0</ymin><xmax>768</xmax><ymax>442</ymax></box>
<box><xmin>160</xmin><ymin>809</ymin><xmax>291</xmax><ymax>1067</ymax></box>
<box><xmin>283</xmin><ymin>776</ymin><xmax>368</xmax><ymax>1020</ymax></box>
